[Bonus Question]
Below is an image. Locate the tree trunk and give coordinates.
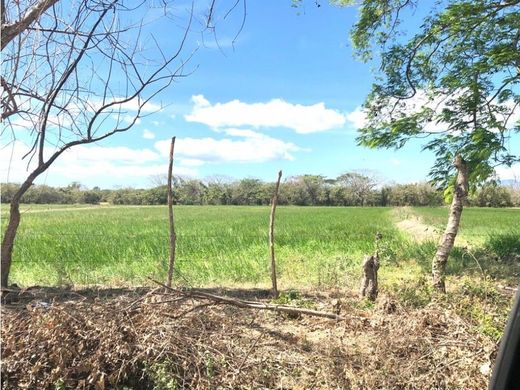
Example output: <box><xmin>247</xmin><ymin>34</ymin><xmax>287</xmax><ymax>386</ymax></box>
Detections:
<box><xmin>432</xmin><ymin>155</ymin><xmax>469</xmax><ymax>293</ymax></box>
<box><xmin>1</xmin><ymin>175</ymin><xmax>38</xmax><ymax>288</ymax></box>
<box><xmin>1</xmin><ymin>201</ymin><xmax>21</xmax><ymax>288</ymax></box>
<box><xmin>360</xmin><ymin>254</ymin><xmax>379</xmax><ymax>301</ymax></box>
<box><xmin>167</xmin><ymin>137</ymin><xmax>176</xmax><ymax>288</ymax></box>
<box><xmin>269</xmin><ymin>170</ymin><xmax>282</xmax><ymax>298</ymax></box>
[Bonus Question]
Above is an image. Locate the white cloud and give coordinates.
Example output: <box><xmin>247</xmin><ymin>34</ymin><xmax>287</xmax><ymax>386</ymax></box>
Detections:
<box><xmin>185</xmin><ymin>95</ymin><xmax>346</xmax><ymax>133</ymax></box>
<box><xmin>112</xmin><ymin>114</ymin><xmax>142</xmax><ymax>125</ymax></box>
<box><xmin>119</xmin><ymin>99</ymin><xmax>161</xmax><ymax>113</ymax></box>
<box><xmin>496</xmin><ymin>164</ymin><xmax>520</xmax><ymax>182</ymax></box>
<box><xmin>155</xmin><ymin>129</ymin><xmax>302</xmax><ymax>163</ymax></box>
<box><xmin>345</xmin><ymin>91</ymin><xmax>445</xmax><ymax>132</ymax></box>
<box><xmin>143</xmin><ymin>129</ymin><xmax>156</xmax><ymax>139</ymax></box>
<box><xmin>0</xmin><ymin>141</ymin><xmax>196</xmax><ymax>185</ymax></box>
<box><xmin>86</xmin><ymin>97</ymin><xmax>161</xmax><ymax>113</ymax></box>
<box><xmin>222</xmin><ymin>128</ymin><xmax>263</xmax><ymax>138</ymax></box>
<box><xmin>64</xmin><ymin>145</ymin><xmax>159</xmax><ymax>164</ymax></box>
<box><xmin>346</xmin><ymin>106</ymin><xmax>367</xmax><ymax>130</ymax></box>
<box><xmin>177</xmin><ymin>158</ymin><xmax>205</xmax><ymax>167</ymax></box>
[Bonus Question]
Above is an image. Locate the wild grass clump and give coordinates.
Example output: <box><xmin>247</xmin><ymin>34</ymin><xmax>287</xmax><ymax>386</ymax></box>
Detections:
<box><xmin>387</xmin><ymin>275</ymin><xmax>433</xmax><ymax>308</ymax></box>
<box><xmin>442</xmin><ymin>277</ymin><xmax>513</xmax><ymax>342</ymax></box>
<box><xmin>483</xmin><ymin>232</ymin><xmax>520</xmax><ymax>261</ymax></box>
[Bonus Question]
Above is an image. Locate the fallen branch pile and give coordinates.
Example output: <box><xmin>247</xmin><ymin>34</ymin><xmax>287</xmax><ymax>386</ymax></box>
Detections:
<box><xmin>150</xmin><ymin>278</ymin><xmax>348</xmax><ymax>320</ymax></box>
<box><xmin>1</xmin><ymin>285</ymin><xmax>497</xmax><ymax>389</ymax></box>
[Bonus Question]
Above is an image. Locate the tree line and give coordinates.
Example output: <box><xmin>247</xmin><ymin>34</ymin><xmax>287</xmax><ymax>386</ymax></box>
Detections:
<box><xmin>2</xmin><ymin>173</ymin><xmax>518</xmax><ymax>207</ymax></box>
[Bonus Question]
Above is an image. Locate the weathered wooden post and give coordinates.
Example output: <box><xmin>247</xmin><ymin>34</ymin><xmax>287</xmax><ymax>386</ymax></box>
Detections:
<box><xmin>269</xmin><ymin>170</ymin><xmax>282</xmax><ymax>298</ymax></box>
<box><xmin>360</xmin><ymin>232</ymin><xmax>382</xmax><ymax>301</ymax></box>
<box><xmin>167</xmin><ymin>137</ymin><xmax>177</xmax><ymax>288</ymax></box>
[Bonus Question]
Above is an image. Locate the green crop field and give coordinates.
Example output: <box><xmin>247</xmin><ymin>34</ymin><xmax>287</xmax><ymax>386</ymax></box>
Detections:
<box><xmin>1</xmin><ymin>205</ymin><xmax>519</xmax><ymax>287</ymax></box>
<box><xmin>412</xmin><ymin>207</ymin><xmax>520</xmax><ymax>241</ymax></box>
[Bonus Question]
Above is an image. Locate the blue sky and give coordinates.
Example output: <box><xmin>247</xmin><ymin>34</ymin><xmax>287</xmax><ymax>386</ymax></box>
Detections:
<box><xmin>2</xmin><ymin>0</ymin><xmax>518</xmax><ymax>188</ymax></box>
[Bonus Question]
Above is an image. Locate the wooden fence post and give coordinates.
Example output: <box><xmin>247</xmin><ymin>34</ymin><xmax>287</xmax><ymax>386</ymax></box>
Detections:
<box><xmin>167</xmin><ymin>137</ymin><xmax>176</xmax><ymax>288</ymax></box>
<box><xmin>360</xmin><ymin>232</ymin><xmax>382</xmax><ymax>301</ymax></box>
<box><xmin>269</xmin><ymin>170</ymin><xmax>282</xmax><ymax>298</ymax></box>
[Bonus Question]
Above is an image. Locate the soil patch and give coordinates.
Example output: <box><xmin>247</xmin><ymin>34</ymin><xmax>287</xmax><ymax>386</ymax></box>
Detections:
<box><xmin>393</xmin><ymin>207</ymin><xmax>440</xmax><ymax>243</ymax></box>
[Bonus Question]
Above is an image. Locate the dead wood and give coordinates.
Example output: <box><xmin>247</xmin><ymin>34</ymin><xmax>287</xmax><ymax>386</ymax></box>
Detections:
<box><xmin>150</xmin><ymin>278</ymin><xmax>349</xmax><ymax>320</ymax></box>
<box><xmin>269</xmin><ymin>170</ymin><xmax>282</xmax><ymax>298</ymax></box>
<box><xmin>360</xmin><ymin>254</ymin><xmax>379</xmax><ymax>301</ymax></box>
<box><xmin>167</xmin><ymin>137</ymin><xmax>177</xmax><ymax>287</ymax></box>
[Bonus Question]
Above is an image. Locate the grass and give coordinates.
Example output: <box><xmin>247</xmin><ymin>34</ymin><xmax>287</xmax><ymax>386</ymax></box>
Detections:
<box><xmin>2</xmin><ymin>205</ymin><xmax>407</xmax><ymax>287</ymax></box>
<box><xmin>412</xmin><ymin>207</ymin><xmax>520</xmax><ymax>244</ymax></box>
<box><xmin>2</xmin><ymin>205</ymin><xmax>518</xmax><ymax>290</ymax></box>
<box><xmin>408</xmin><ymin>207</ymin><xmax>520</xmax><ymax>282</ymax></box>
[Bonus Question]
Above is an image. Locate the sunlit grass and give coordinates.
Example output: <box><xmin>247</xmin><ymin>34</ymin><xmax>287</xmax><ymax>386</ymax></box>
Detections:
<box><xmin>2</xmin><ymin>205</ymin><xmax>518</xmax><ymax>288</ymax></box>
<box><xmin>3</xmin><ymin>205</ymin><xmax>406</xmax><ymax>287</ymax></box>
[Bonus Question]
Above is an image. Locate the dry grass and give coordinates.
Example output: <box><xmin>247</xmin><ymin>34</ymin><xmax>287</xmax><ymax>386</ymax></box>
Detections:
<box><xmin>1</xmin><ymin>286</ymin><xmax>499</xmax><ymax>389</ymax></box>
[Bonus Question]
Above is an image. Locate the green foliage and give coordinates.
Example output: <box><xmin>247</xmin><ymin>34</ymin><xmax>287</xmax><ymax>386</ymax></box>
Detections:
<box><xmin>468</xmin><ymin>182</ymin><xmax>513</xmax><ymax>207</ymax></box>
<box><xmin>53</xmin><ymin>378</ymin><xmax>66</xmax><ymax>390</ymax></box>
<box><xmin>484</xmin><ymin>232</ymin><xmax>520</xmax><ymax>262</ymax></box>
<box><xmin>272</xmin><ymin>290</ymin><xmax>312</xmax><ymax>307</ymax></box>
<box><xmin>346</xmin><ymin>0</ymin><xmax>520</xmax><ymax>188</ymax></box>
<box><xmin>388</xmin><ymin>275</ymin><xmax>433</xmax><ymax>308</ymax></box>
<box><xmin>449</xmin><ymin>277</ymin><xmax>511</xmax><ymax>341</ymax></box>
<box><xmin>144</xmin><ymin>360</ymin><xmax>177</xmax><ymax>390</ymax></box>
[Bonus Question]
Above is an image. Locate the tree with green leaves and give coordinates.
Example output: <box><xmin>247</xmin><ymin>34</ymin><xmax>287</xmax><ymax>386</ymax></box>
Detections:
<box><xmin>345</xmin><ymin>0</ymin><xmax>520</xmax><ymax>292</ymax></box>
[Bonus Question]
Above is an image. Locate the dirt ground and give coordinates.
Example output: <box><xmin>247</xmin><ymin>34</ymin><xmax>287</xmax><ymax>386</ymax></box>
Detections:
<box><xmin>1</xmin><ymin>285</ymin><xmax>497</xmax><ymax>389</ymax></box>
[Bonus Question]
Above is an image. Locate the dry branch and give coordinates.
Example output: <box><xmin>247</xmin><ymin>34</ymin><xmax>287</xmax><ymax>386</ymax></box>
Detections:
<box><xmin>269</xmin><ymin>170</ymin><xmax>282</xmax><ymax>298</ymax></box>
<box><xmin>167</xmin><ymin>137</ymin><xmax>177</xmax><ymax>288</ymax></box>
<box><xmin>150</xmin><ymin>278</ymin><xmax>350</xmax><ymax>321</ymax></box>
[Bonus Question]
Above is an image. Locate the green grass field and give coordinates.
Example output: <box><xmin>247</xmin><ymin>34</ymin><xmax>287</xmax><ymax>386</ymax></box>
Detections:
<box><xmin>1</xmin><ymin>205</ymin><xmax>519</xmax><ymax>288</ymax></box>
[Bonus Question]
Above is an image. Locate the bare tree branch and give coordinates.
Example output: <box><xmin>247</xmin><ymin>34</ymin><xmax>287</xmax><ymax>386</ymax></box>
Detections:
<box><xmin>1</xmin><ymin>0</ymin><xmax>59</xmax><ymax>50</ymax></box>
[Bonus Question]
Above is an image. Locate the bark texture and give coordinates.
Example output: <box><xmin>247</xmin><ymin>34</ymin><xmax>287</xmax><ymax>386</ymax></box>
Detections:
<box><xmin>167</xmin><ymin>137</ymin><xmax>176</xmax><ymax>288</ymax></box>
<box><xmin>269</xmin><ymin>170</ymin><xmax>282</xmax><ymax>298</ymax></box>
<box><xmin>1</xmin><ymin>0</ymin><xmax>59</xmax><ymax>50</ymax></box>
<box><xmin>360</xmin><ymin>254</ymin><xmax>379</xmax><ymax>301</ymax></box>
<box><xmin>432</xmin><ymin>155</ymin><xmax>469</xmax><ymax>293</ymax></box>
<box><xmin>361</xmin><ymin>253</ymin><xmax>379</xmax><ymax>301</ymax></box>
<box><xmin>1</xmin><ymin>174</ymin><xmax>38</xmax><ymax>287</ymax></box>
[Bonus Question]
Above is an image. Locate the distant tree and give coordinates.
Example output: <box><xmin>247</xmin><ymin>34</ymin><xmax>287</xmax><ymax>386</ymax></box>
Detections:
<box><xmin>0</xmin><ymin>183</ymin><xmax>20</xmax><ymax>203</ymax></box>
<box><xmin>379</xmin><ymin>186</ymin><xmax>391</xmax><ymax>207</ymax></box>
<box><xmin>388</xmin><ymin>183</ymin><xmax>443</xmax><ymax>206</ymax></box>
<box><xmin>232</xmin><ymin>178</ymin><xmax>265</xmax><ymax>205</ymax></box>
<box><xmin>81</xmin><ymin>190</ymin><xmax>102</xmax><ymax>205</ymax></box>
<box><xmin>203</xmin><ymin>176</ymin><xmax>233</xmax><ymax>205</ymax></box>
<box><xmin>283</xmin><ymin>175</ymin><xmax>328</xmax><ymax>206</ymax></box>
<box><xmin>346</xmin><ymin>0</ymin><xmax>520</xmax><ymax>292</ymax></box>
<box><xmin>176</xmin><ymin>180</ymin><xmax>207</xmax><ymax>205</ymax></box>
<box><xmin>205</xmin><ymin>182</ymin><xmax>232</xmax><ymax>205</ymax></box>
<box><xmin>470</xmin><ymin>183</ymin><xmax>513</xmax><ymax>207</ymax></box>
<box><xmin>507</xmin><ymin>178</ymin><xmax>520</xmax><ymax>206</ymax></box>
<box><xmin>142</xmin><ymin>186</ymin><xmax>168</xmax><ymax>205</ymax></box>
<box><xmin>336</xmin><ymin>172</ymin><xmax>377</xmax><ymax>206</ymax></box>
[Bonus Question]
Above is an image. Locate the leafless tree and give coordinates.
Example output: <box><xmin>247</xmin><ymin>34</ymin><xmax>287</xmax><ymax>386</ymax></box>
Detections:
<box><xmin>0</xmin><ymin>0</ymin><xmax>244</xmax><ymax>287</ymax></box>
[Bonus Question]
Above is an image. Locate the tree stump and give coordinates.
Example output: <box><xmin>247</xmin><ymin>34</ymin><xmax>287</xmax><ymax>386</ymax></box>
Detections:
<box><xmin>360</xmin><ymin>254</ymin><xmax>379</xmax><ymax>301</ymax></box>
